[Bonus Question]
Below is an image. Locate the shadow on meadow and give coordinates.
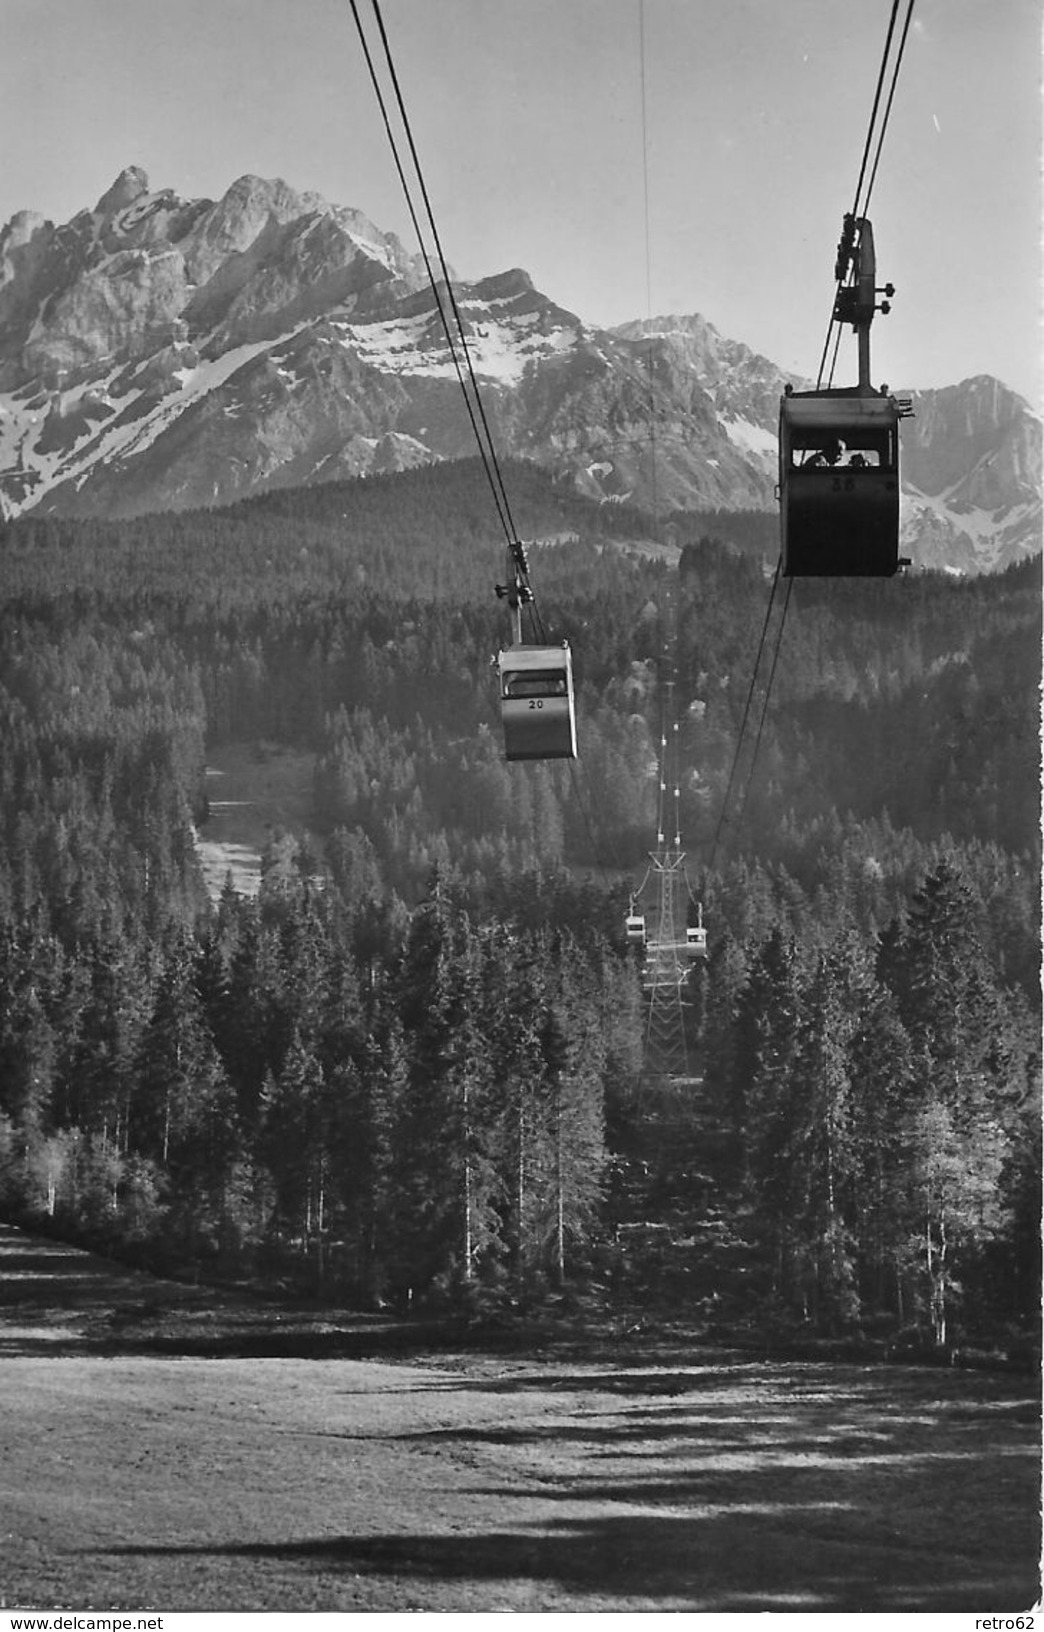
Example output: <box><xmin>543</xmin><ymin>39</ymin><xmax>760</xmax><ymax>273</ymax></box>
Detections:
<box><xmin>91</xmin><ymin>1497</ymin><xmax>1039</xmax><ymax>1613</ymax></box>
<box><xmin>89</xmin><ymin>1361</ymin><xmax>1041</xmax><ymax>1611</ymax></box>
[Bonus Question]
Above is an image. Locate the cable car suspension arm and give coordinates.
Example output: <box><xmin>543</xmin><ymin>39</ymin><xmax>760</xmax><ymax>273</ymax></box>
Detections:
<box><xmin>832</xmin><ymin>214</ymin><xmax>896</xmax><ymax>391</ymax></box>
<box><xmin>494</xmin><ymin>541</ymin><xmax>541</xmax><ymax>645</ymax></box>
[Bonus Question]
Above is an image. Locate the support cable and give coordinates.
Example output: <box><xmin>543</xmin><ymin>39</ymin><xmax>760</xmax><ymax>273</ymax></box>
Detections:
<box><xmin>638</xmin><ymin>0</ymin><xmax>660</xmax><ymax>529</ymax></box>
<box><xmin>367</xmin><ymin>2</ymin><xmax>521</xmax><ymax>535</ymax></box>
<box><xmin>815</xmin><ymin>0</ymin><xmax>915</xmax><ymax>389</ymax></box>
<box><xmin>347</xmin><ymin>1</ymin><xmax>510</xmax><ymax>542</ymax></box>
<box><xmin>856</xmin><ymin>0</ymin><xmax>917</xmax><ymax>221</ymax></box>
<box><xmin>350</xmin><ymin>0</ymin><xmax>548</xmax><ymax>641</ymax></box>
<box><xmin>850</xmin><ymin>0</ymin><xmax>903</xmax><ymax>223</ymax></box>
<box><xmin>705</xmin><ymin>559</ymin><xmax>782</xmax><ymax>879</ymax></box>
<box><xmin>732</xmin><ymin>576</ymin><xmax>793</xmax><ymax>839</ymax></box>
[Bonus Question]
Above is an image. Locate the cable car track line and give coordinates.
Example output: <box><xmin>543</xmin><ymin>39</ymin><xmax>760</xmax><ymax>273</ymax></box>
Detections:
<box><xmin>637</xmin><ymin>0</ymin><xmax>661</xmax><ymax>533</ymax></box>
<box><xmin>732</xmin><ymin>575</ymin><xmax>793</xmax><ymax>842</ymax></box>
<box><xmin>361</xmin><ymin>0</ymin><xmax>518</xmax><ymax>540</ymax></box>
<box><xmin>816</xmin><ymin>0</ymin><xmax>916</xmax><ymax>389</ymax></box>
<box><xmin>705</xmin><ymin>558</ymin><xmax>782</xmax><ymax>880</ymax></box>
<box><xmin>350</xmin><ymin>0</ymin><xmax>554</xmax><ymax>650</ymax></box>
<box><xmin>850</xmin><ymin>0</ymin><xmax>904</xmax><ymax>224</ymax></box>
<box><xmin>857</xmin><ymin>0</ymin><xmax>918</xmax><ymax>223</ymax></box>
<box><xmin>346</xmin><ymin>2</ymin><xmax>512</xmax><ymax>547</ymax></box>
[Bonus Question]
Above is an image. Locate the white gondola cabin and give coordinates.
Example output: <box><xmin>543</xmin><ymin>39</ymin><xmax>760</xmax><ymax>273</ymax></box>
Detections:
<box><xmin>497</xmin><ymin>642</ymin><xmax>577</xmax><ymax>762</ymax></box>
<box><xmin>779</xmin><ymin>387</ymin><xmax>903</xmax><ymax>577</ymax></box>
<box><xmin>686</xmin><ymin>925</ymin><xmax>708</xmax><ymax>959</ymax></box>
<box><xmin>626</xmin><ymin>912</ymin><xmax>647</xmax><ymax>945</ymax></box>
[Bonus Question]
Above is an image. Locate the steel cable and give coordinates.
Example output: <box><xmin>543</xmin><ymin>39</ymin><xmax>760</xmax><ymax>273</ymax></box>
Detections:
<box><xmin>349</xmin><ymin>0</ymin><xmax>548</xmax><ymax>641</ymax></box>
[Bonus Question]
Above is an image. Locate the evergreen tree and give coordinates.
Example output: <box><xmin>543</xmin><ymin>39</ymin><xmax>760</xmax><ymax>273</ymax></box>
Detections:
<box><xmin>781</xmin><ymin>947</ymin><xmax>860</xmax><ymax>1328</ymax></box>
<box><xmin>897</xmin><ymin>1100</ymin><xmax>1008</xmax><ymax>1348</ymax></box>
<box><xmin>256</xmin><ymin>1025</ymin><xmax>326</xmax><ymax>1266</ymax></box>
<box><xmin>394</xmin><ymin>881</ymin><xmax>504</xmax><ymax>1302</ymax></box>
<box><xmin>847</xmin><ymin>984</ymin><xmax>915</xmax><ymax>1315</ymax></box>
<box><xmin>133</xmin><ymin>931</ymin><xmax>237</xmax><ymax>1252</ymax></box>
<box><xmin>533</xmin><ymin>950</ymin><xmax>608</xmax><ymax>1288</ymax></box>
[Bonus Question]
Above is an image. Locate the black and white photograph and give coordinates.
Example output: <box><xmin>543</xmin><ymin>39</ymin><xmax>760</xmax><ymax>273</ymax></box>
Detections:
<box><xmin>0</xmin><ymin>0</ymin><xmax>1039</xmax><ymax>1619</ymax></box>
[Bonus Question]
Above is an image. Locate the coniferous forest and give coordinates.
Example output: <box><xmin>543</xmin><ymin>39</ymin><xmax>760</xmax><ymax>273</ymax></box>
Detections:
<box><xmin>0</xmin><ymin>458</ymin><xmax>1039</xmax><ymax>1353</ymax></box>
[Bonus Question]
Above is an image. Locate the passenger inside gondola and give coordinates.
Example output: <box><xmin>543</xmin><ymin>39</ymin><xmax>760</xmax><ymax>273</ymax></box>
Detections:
<box><xmin>803</xmin><ymin>437</ymin><xmax>844</xmax><ymax>467</ymax></box>
<box><xmin>792</xmin><ymin>429</ymin><xmax>891</xmax><ymax>470</ymax></box>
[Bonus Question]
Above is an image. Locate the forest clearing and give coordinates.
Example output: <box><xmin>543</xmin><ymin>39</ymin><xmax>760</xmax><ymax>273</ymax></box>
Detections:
<box><xmin>0</xmin><ymin>1222</ymin><xmax>1038</xmax><ymax>1614</ymax></box>
<box><xmin>196</xmin><ymin>743</ymin><xmax>319</xmax><ymax>902</ymax></box>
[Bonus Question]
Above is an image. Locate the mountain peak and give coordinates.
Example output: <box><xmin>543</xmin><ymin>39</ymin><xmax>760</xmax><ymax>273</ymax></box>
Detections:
<box><xmin>223</xmin><ymin>173</ymin><xmax>309</xmax><ymax>212</ymax></box>
<box><xmin>0</xmin><ymin>166</ymin><xmax>1036</xmax><ymax>573</ymax></box>
<box><xmin>1</xmin><ymin>209</ymin><xmax>49</xmax><ymax>247</ymax></box>
<box><xmin>472</xmin><ymin>268</ymin><xmax>535</xmax><ymax>298</ymax></box>
<box><xmin>95</xmin><ymin>166</ymin><xmax>150</xmax><ymax>217</ymax></box>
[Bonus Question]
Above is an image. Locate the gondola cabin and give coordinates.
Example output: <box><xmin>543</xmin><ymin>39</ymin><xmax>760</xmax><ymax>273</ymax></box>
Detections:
<box><xmin>497</xmin><ymin>642</ymin><xmax>577</xmax><ymax>762</ymax></box>
<box><xmin>626</xmin><ymin>912</ymin><xmax>647</xmax><ymax>945</ymax></box>
<box><xmin>686</xmin><ymin>925</ymin><xmax>708</xmax><ymax>959</ymax></box>
<box><xmin>779</xmin><ymin>387</ymin><xmax>903</xmax><ymax>577</ymax></box>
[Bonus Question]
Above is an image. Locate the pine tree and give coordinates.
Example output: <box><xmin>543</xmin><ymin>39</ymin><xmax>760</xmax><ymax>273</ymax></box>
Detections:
<box><xmin>0</xmin><ymin>933</ymin><xmax>60</xmax><ymax>1134</ymax></box>
<box><xmin>886</xmin><ymin>860</ymin><xmax>1002</xmax><ymax>1126</ymax></box>
<box><xmin>879</xmin><ymin>862</ymin><xmax>1022</xmax><ymax>1343</ymax></box>
<box><xmin>133</xmin><ymin>931</ymin><xmax>238</xmax><ymax>1253</ymax></box>
<box><xmin>474</xmin><ymin>925</ymin><xmax>545</xmax><ymax>1297</ymax></box>
<box><xmin>847</xmin><ymin>983</ymin><xmax>915</xmax><ymax>1316</ymax></box>
<box><xmin>71</xmin><ymin>924</ymin><xmax>154</xmax><ymax>1151</ymax></box>
<box><xmin>393</xmin><ymin>883</ymin><xmax>504</xmax><ymax>1301</ymax></box>
<box><xmin>531</xmin><ymin>948</ymin><xmax>607</xmax><ymax>1289</ymax></box>
<box><xmin>701</xmin><ymin>927</ymin><xmax>750</xmax><ymax>1163</ymax></box>
<box><xmin>360</xmin><ymin>1002</ymin><xmax>411</xmax><ymax>1302</ymax></box>
<box><xmin>735</xmin><ymin>927</ymin><xmax>805</xmax><ymax>1191</ymax></box>
<box><xmin>898</xmin><ymin>1100</ymin><xmax>1008</xmax><ymax>1348</ymax></box>
<box><xmin>781</xmin><ymin>947</ymin><xmax>860</xmax><ymax>1329</ymax></box>
<box><xmin>256</xmin><ymin>1025</ymin><xmax>326</xmax><ymax>1266</ymax></box>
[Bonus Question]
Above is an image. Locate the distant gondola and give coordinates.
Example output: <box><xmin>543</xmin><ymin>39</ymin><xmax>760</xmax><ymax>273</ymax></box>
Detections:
<box><xmin>626</xmin><ymin>910</ymin><xmax>647</xmax><ymax>945</ymax></box>
<box><xmin>686</xmin><ymin>924</ymin><xmax>708</xmax><ymax>959</ymax></box>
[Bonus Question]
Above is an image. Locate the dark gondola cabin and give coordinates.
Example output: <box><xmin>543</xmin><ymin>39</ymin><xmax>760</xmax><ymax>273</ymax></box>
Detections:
<box><xmin>779</xmin><ymin>387</ymin><xmax>903</xmax><ymax>577</ymax></box>
<box><xmin>498</xmin><ymin>642</ymin><xmax>577</xmax><ymax>761</ymax></box>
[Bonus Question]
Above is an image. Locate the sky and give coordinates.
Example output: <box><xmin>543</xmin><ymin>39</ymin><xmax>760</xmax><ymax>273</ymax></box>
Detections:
<box><xmin>1</xmin><ymin>0</ymin><xmax>1040</xmax><ymax>405</ymax></box>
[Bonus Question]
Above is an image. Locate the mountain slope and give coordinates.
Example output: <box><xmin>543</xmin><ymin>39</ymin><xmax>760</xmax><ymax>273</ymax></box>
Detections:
<box><xmin>898</xmin><ymin>376</ymin><xmax>1042</xmax><ymax>573</ymax></box>
<box><xmin>0</xmin><ymin>168</ymin><xmax>1038</xmax><ymax>571</ymax></box>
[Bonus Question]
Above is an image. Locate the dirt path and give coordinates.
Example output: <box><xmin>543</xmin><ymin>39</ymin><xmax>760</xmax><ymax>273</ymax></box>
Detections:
<box><xmin>0</xmin><ymin>1224</ymin><xmax>1038</xmax><ymax>1612</ymax></box>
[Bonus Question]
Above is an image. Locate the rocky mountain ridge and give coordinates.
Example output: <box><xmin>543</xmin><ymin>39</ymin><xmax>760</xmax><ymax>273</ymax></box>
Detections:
<box><xmin>0</xmin><ymin>168</ymin><xmax>1038</xmax><ymax>572</ymax></box>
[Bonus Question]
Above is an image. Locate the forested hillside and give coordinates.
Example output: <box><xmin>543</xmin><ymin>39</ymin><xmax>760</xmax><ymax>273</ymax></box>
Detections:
<box><xmin>0</xmin><ymin>458</ymin><xmax>1038</xmax><ymax>1349</ymax></box>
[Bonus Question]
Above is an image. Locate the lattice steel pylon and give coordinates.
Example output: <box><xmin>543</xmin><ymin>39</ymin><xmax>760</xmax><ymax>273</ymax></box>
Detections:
<box><xmin>630</xmin><ymin>671</ymin><xmax>705</xmax><ymax>1084</ymax></box>
<box><xmin>643</xmin><ymin>847</ymin><xmax>692</xmax><ymax>1078</ymax></box>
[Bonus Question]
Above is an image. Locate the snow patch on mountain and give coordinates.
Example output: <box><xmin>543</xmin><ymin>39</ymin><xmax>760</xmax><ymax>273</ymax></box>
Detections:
<box><xmin>332</xmin><ymin>294</ymin><xmax>579</xmax><ymax>386</ymax></box>
<box><xmin>721</xmin><ymin>414</ymin><xmax>777</xmax><ymax>464</ymax></box>
<box><xmin>901</xmin><ymin>486</ymin><xmax>1041</xmax><ymax>573</ymax></box>
<box><xmin>0</xmin><ymin>332</ymin><xmax>303</xmax><ymax>514</ymax></box>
